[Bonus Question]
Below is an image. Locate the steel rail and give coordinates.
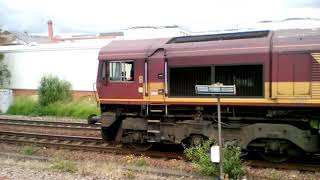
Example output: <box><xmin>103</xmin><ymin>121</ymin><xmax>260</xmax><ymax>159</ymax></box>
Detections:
<box><xmin>0</xmin><ymin>130</ymin><xmax>184</xmax><ymax>160</ymax></box>
<box><xmin>246</xmin><ymin>160</ymin><xmax>320</xmax><ymax>172</ymax></box>
<box><xmin>0</xmin><ymin>118</ymin><xmax>100</xmax><ymax>130</ymax></box>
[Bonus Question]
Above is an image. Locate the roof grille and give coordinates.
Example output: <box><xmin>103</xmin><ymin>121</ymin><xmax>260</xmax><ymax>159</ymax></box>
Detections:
<box><xmin>167</xmin><ymin>30</ymin><xmax>270</xmax><ymax>44</ymax></box>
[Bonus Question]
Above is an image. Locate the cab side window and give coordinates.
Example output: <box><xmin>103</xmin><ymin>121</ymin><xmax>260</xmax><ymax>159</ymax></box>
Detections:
<box><xmin>109</xmin><ymin>61</ymin><xmax>134</xmax><ymax>82</ymax></box>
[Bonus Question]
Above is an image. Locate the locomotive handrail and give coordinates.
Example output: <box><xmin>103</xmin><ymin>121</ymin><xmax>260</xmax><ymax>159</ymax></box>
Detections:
<box><xmin>147</xmin><ymin>48</ymin><xmax>168</xmax><ymax>97</ymax></box>
<box><xmin>148</xmin><ymin>47</ymin><xmax>165</xmax><ymax>57</ymax></box>
<box><xmin>144</xmin><ymin>58</ymin><xmax>148</xmax><ymax>97</ymax></box>
<box><xmin>92</xmin><ymin>83</ymin><xmax>100</xmax><ymax>106</ymax></box>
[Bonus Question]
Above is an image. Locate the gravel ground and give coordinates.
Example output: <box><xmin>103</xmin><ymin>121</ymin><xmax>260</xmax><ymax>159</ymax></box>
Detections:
<box><xmin>0</xmin><ymin>157</ymin><xmax>193</xmax><ymax>180</ymax></box>
<box><xmin>0</xmin><ymin>144</ymin><xmax>192</xmax><ymax>173</ymax></box>
<box><xmin>1</xmin><ymin>143</ymin><xmax>320</xmax><ymax>179</ymax></box>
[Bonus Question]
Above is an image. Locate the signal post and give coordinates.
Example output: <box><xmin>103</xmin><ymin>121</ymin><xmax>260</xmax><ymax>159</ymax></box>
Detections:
<box><xmin>195</xmin><ymin>83</ymin><xmax>236</xmax><ymax>180</ymax></box>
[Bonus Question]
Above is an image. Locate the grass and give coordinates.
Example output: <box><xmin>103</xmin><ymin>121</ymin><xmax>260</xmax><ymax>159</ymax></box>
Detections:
<box><xmin>21</xmin><ymin>145</ymin><xmax>36</xmax><ymax>155</ymax></box>
<box><xmin>135</xmin><ymin>157</ymin><xmax>146</xmax><ymax>167</ymax></box>
<box><xmin>6</xmin><ymin>96</ymin><xmax>39</xmax><ymax>116</ymax></box>
<box><xmin>50</xmin><ymin>150</ymin><xmax>78</xmax><ymax>173</ymax></box>
<box><xmin>125</xmin><ymin>154</ymin><xmax>148</xmax><ymax>167</ymax></box>
<box><xmin>123</xmin><ymin>170</ymin><xmax>136</xmax><ymax>179</ymax></box>
<box><xmin>51</xmin><ymin>159</ymin><xmax>78</xmax><ymax>173</ymax></box>
<box><xmin>7</xmin><ymin>96</ymin><xmax>100</xmax><ymax>119</ymax></box>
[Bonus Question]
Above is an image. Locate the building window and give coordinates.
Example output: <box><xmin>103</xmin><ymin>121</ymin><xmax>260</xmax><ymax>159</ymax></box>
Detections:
<box><xmin>109</xmin><ymin>61</ymin><xmax>134</xmax><ymax>82</ymax></box>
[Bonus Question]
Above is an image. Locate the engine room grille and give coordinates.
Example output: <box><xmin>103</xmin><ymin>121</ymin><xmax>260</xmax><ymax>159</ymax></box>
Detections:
<box><xmin>169</xmin><ymin>66</ymin><xmax>211</xmax><ymax>96</ymax></box>
<box><xmin>215</xmin><ymin>65</ymin><xmax>263</xmax><ymax>97</ymax></box>
<box><xmin>169</xmin><ymin>65</ymin><xmax>263</xmax><ymax>97</ymax></box>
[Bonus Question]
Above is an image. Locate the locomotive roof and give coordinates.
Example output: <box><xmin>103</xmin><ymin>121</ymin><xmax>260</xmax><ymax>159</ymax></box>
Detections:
<box><xmin>98</xmin><ymin>38</ymin><xmax>169</xmax><ymax>60</ymax></box>
<box><xmin>98</xmin><ymin>28</ymin><xmax>320</xmax><ymax>60</ymax></box>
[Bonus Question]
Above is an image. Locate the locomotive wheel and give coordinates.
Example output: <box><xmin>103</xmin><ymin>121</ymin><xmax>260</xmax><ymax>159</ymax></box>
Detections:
<box><xmin>182</xmin><ymin>135</ymin><xmax>208</xmax><ymax>149</ymax></box>
<box><xmin>258</xmin><ymin>151</ymin><xmax>290</xmax><ymax>163</ymax></box>
<box><xmin>101</xmin><ymin>127</ymin><xmax>113</xmax><ymax>141</ymax></box>
<box><xmin>129</xmin><ymin>143</ymin><xmax>153</xmax><ymax>151</ymax></box>
<box><xmin>87</xmin><ymin>114</ymin><xmax>98</xmax><ymax>124</ymax></box>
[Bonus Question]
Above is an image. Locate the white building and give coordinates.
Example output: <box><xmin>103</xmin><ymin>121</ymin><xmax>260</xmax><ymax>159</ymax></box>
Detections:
<box><xmin>0</xmin><ymin>40</ymin><xmax>110</xmax><ymax>97</ymax></box>
<box><xmin>0</xmin><ymin>23</ymin><xmax>191</xmax><ymax>97</ymax></box>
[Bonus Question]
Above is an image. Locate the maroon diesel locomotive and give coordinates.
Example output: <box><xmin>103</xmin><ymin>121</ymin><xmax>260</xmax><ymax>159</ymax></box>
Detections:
<box><xmin>92</xmin><ymin>28</ymin><xmax>320</xmax><ymax>162</ymax></box>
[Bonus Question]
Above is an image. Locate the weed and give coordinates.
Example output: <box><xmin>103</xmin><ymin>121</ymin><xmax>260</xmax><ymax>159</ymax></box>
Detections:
<box><xmin>125</xmin><ymin>154</ymin><xmax>148</xmax><ymax>167</ymax></box>
<box><xmin>51</xmin><ymin>159</ymin><xmax>78</xmax><ymax>173</ymax></box>
<box><xmin>51</xmin><ymin>151</ymin><xmax>78</xmax><ymax>173</ymax></box>
<box><xmin>184</xmin><ymin>139</ymin><xmax>217</xmax><ymax>176</ymax></box>
<box><xmin>21</xmin><ymin>144</ymin><xmax>36</xmax><ymax>155</ymax></box>
<box><xmin>184</xmin><ymin>139</ymin><xmax>244</xmax><ymax>179</ymax></box>
<box><xmin>78</xmin><ymin>162</ymin><xmax>96</xmax><ymax>176</ymax></box>
<box><xmin>123</xmin><ymin>170</ymin><xmax>135</xmax><ymax>179</ymax></box>
<box><xmin>223</xmin><ymin>145</ymin><xmax>244</xmax><ymax>179</ymax></box>
<box><xmin>270</xmin><ymin>170</ymin><xmax>280</xmax><ymax>180</ymax></box>
<box><xmin>135</xmin><ymin>157</ymin><xmax>146</xmax><ymax>167</ymax></box>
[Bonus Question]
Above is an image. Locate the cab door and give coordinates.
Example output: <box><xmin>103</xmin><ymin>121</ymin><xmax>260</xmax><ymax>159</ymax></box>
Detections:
<box><xmin>147</xmin><ymin>54</ymin><xmax>166</xmax><ymax>103</ymax></box>
<box><xmin>98</xmin><ymin>60</ymin><xmax>144</xmax><ymax>100</ymax></box>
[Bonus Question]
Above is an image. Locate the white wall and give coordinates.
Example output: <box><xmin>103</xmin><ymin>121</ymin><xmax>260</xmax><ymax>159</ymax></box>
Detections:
<box><xmin>0</xmin><ymin>40</ymin><xmax>111</xmax><ymax>91</ymax></box>
<box><xmin>0</xmin><ymin>27</ymin><xmax>191</xmax><ymax>92</ymax></box>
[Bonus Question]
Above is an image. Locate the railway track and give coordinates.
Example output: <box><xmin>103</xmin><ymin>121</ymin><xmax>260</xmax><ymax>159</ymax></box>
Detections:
<box><xmin>246</xmin><ymin>159</ymin><xmax>320</xmax><ymax>173</ymax></box>
<box><xmin>1</xmin><ymin>117</ymin><xmax>319</xmax><ymax>173</ymax></box>
<box><xmin>0</xmin><ymin>118</ymin><xmax>100</xmax><ymax>130</ymax></box>
<box><xmin>0</xmin><ymin>130</ymin><xmax>184</xmax><ymax>160</ymax></box>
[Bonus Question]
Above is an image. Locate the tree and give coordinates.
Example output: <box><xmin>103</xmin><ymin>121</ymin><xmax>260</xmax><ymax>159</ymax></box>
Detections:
<box><xmin>0</xmin><ymin>53</ymin><xmax>11</xmax><ymax>88</ymax></box>
<box><xmin>0</xmin><ymin>29</ymin><xmax>14</xmax><ymax>44</ymax></box>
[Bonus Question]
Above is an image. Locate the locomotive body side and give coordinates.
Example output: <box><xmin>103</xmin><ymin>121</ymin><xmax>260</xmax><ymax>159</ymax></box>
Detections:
<box><xmin>95</xmin><ymin>29</ymin><xmax>320</xmax><ymax>162</ymax></box>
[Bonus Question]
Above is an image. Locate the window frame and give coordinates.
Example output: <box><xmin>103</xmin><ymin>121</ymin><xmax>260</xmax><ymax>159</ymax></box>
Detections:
<box><xmin>108</xmin><ymin>60</ymin><xmax>135</xmax><ymax>83</ymax></box>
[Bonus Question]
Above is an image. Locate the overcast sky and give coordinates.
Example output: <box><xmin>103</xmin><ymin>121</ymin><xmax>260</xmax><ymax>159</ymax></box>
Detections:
<box><xmin>0</xmin><ymin>0</ymin><xmax>320</xmax><ymax>33</ymax></box>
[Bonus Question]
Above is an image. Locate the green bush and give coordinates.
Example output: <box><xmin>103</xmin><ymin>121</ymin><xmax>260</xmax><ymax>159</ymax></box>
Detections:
<box><xmin>184</xmin><ymin>139</ymin><xmax>218</xmax><ymax>176</ymax></box>
<box><xmin>223</xmin><ymin>144</ymin><xmax>244</xmax><ymax>179</ymax></box>
<box><xmin>184</xmin><ymin>139</ymin><xmax>244</xmax><ymax>179</ymax></box>
<box><xmin>0</xmin><ymin>53</ymin><xmax>11</xmax><ymax>88</ymax></box>
<box><xmin>38</xmin><ymin>75</ymin><xmax>72</xmax><ymax>106</ymax></box>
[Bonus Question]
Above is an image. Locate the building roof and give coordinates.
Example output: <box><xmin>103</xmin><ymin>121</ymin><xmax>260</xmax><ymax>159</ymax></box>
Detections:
<box><xmin>11</xmin><ymin>31</ymin><xmax>50</xmax><ymax>44</ymax></box>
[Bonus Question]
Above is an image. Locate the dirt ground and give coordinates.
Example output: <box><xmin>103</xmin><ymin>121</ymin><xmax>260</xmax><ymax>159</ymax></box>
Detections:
<box><xmin>0</xmin><ymin>143</ymin><xmax>319</xmax><ymax>179</ymax></box>
<box><xmin>0</xmin><ymin>157</ymin><xmax>195</xmax><ymax>180</ymax></box>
